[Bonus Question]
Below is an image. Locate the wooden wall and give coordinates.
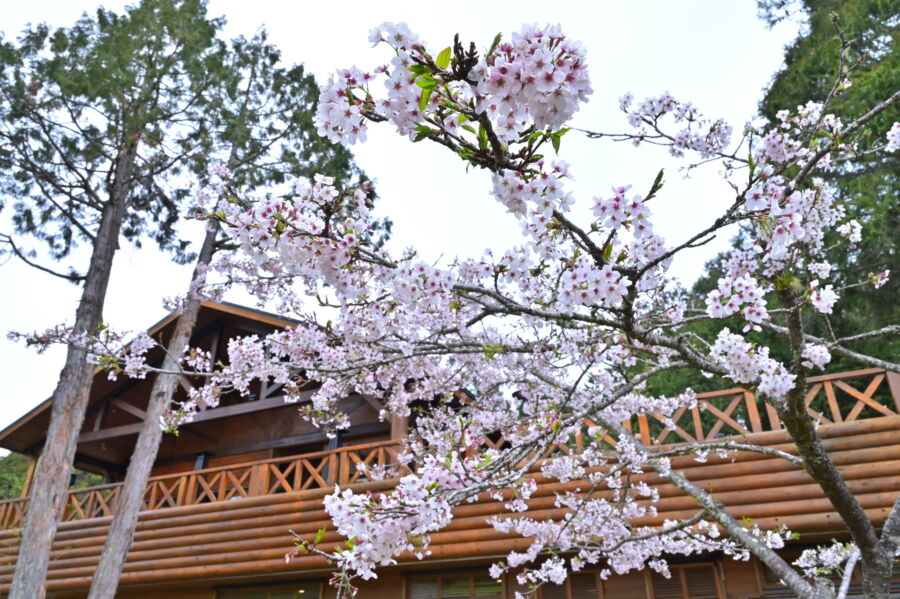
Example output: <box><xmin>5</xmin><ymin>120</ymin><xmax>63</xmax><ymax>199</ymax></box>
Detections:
<box><xmin>0</xmin><ymin>414</ymin><xmax>896</xmax><ymax>596</ymax></box>
<box><xmin>42</xmin><ymin>561</ymin><xmax>758</xmax><ymax>599</ymax></box>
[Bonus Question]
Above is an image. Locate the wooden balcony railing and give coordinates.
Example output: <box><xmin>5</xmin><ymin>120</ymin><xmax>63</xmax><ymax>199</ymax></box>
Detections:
<box><xmin>0</xmin><ymin>440</ymin><xmax>408</xmax><ymax>530</ymax></box>
<box><xmin>484</xmin><ymin>368</ymin><xmax>900</xmax><ymax>454</ymax></box>
<box><xmin>0</xmin><ymin>369</ymin><xmax>896</xmax><ymax>530</ymax></box>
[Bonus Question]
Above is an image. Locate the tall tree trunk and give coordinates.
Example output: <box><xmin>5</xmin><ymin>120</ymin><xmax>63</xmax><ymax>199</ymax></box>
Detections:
<box><xmin>10</xmin><ymin>148</ymin><xmax>136</xmax><ymax>599</ymax></box>
<box><xmin>86</xmin><ymin>220</ymin><xmax>218</xmax><ymax>599</ymax></box>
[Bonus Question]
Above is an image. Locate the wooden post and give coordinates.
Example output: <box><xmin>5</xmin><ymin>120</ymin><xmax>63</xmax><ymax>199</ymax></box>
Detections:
<box><xmin>390</xmin><ymin>415</ymin><xmax>408</xmax><ymax>440</ymax></box>
<box><xmin>327</xmin><ymin>453</ymin><xmax>338</xmax><ymax>485</ymax></box>
<box><xmin>19</xmin><ymin>455</ymin><xmax>37</xmax><ymax>498</ymax></box>
<box><xmin>886</xmin><ymin>370</ymin><xmax>900</xmax><ymax>413</ymax></box>
<box><xmin>178</xmin><ymin>475</ymin><xmax>192</xmax><ymax>507</ymax></box>
<box><xmin>340</xmin><ymin>451</ymin><xmax>351</xmax><ymax>485</ymax></box>
<box><xmin>744</xmin><ymin>391</ymin><xmax>762</xmax><ymax>433</ymax></box>
<box><xmin>637</xmin><ymin>414</ymin><xmax>651</xmax><ymax>445</ymax></box>
<box><xmin>248</xmin><ymin>463</ymin><xmax>270</xmax><ymax>497</ymax></box>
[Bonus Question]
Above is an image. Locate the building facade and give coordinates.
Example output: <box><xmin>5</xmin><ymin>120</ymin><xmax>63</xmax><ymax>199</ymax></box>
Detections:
<box><xmin>0</xmin><ymin>302</ymin><xmax>898</xmax><ymax>598</ymax></box>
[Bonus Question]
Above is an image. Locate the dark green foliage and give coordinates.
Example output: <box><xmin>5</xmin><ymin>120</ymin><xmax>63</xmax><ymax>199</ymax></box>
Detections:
<box><xmin>0</xmin><ymin>452</ymin><xmax>106</xmax><ymax>500</ymax></box>
<box><xmin>647</xmin><ymin>1</ymin><xmax>898</xmax><ymax>398</ymax></box>
<box><xmin>0</xmin><ymin>0</ymin><xmax>381</xmax><ymax>278</ymax></box>
<box><xmin>0</xmin><ymin>453</ymin><xmax>29</xmax><ymax>500</ymax></box>
<box><xmin>69</xmin><ymin>468</ymin><xmax>106</xmax><ymax>490</ymax></box>
<box><xmin>0</xmin><ymin>0</ymin><xmax>222</xmax><ymax>270</ymax></box>
<box><xmin>758</xmin><ymin>0</ymin><xmax>899</xmax><ymax>346</ymax></box>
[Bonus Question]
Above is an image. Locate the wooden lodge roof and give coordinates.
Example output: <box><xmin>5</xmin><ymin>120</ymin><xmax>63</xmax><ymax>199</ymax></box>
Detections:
<box><xmin>0</xmin><ymin>301</ymin><xmax>301</xmax><ymax>472</ymax></box>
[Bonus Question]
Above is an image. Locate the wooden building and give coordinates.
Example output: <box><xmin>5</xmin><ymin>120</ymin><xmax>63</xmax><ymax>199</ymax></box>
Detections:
<box><xmin>0</xmin><ymin>302</ymin><xmax>898</xmax><ymax>598</ymax></box>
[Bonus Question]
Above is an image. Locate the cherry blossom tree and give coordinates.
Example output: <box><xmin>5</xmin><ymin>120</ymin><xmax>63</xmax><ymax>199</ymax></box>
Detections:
<box><xmin>55</xmin><ymin>21</ymin><xmax>899</xmax><ymax>599</ymax></box>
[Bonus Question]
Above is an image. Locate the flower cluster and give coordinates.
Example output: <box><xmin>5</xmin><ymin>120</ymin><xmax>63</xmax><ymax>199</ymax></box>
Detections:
<box><xmin>705</xmin><ymin>275</ymin><xmax>770</xmax><ymax>330</ymax></box>
<box><xmin>491</xmin><ymin>160</ymin><xmax>573</xmax><ymax>216</ymax></box>
<box><xmin>620</xmin><ymin>92</ymin><xmax>732</xmax><ymax>158</ymax></box>
<box><xmin>710</xmin><ymin>330</ymin><xmax>795</xmax><ymax>398</ymax></box>
<box><xmin>794</xmin><ymin>541</ymin><xmax>857</xmax><ymax>578</ymax></box>
<box><xmin>474</xmin><ymin>24</ymin><xmax>592</xmax><ymax>141</ymax></box>
<box><xmin>885</xmin><ymin>122</ymin><xmax>900</xmax><ymax>152</ymax></box>
<box><xmin>323</xmin><ymin>454</ymin><xmax>469</xmax><ymax>579</ymax></box>
<box><xmin>801</xmin><ymin>344</ymin><xmax>831</xmax><ymax>370</ymax></box>
<box><xmin>316</xmin><ymin>23</ymin><xmax>591</xmax><ymax>150</ymax></box>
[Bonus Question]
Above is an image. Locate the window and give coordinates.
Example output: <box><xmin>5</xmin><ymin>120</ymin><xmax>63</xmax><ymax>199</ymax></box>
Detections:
<box><xmin>650</xmin><ymin>564</ymin><xmax>721</xmax><ymax>599</ymax></box>
<box><xmin>408</xmin><ymin>573</ymin><xmax>504</xmax><ymax>599</ymax></box>
<box><xmin>536</xmin><ymin>564</ymin><xmax>721</xmax><ymax>599</ymax></box>
<box><xmin>540</xmin><ymin>572</ymin><xmax>600</xmax><ymax>598</ymax></box>
<box><xmin>217</xmin><ymin>582</ymin><xmax>321</xmax><ymax>599</ymax></box>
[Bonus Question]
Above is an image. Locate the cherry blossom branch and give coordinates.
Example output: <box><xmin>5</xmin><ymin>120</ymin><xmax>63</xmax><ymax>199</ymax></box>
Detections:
<box><xmin>654</xmin><ymin>442</ymin><xmax>803</xmax><ymax>466</ymax></box>
<box><xmin>756</xmin><ymin>321</ymin><xmax>900</xmax><ymax>373</ymax></box>
<box><xmin>593</xmin><ymin>413</ymin><xmax>816</xmax><ymax>597</ymax></box>
<box><xmin>836</xmin><ymin>547</ymin><xmax>861</xmax><ymax>599</ymax></box>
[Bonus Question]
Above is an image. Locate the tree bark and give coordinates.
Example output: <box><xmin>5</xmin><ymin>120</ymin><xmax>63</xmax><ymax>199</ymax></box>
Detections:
<box><xmin>775</xmin><ymin>289</ymin><xmax>888</xmax><ymax>598</ymax></box>
<box><xmin>9</xmin><ymin>147</ymin><xmax>136</xmax><ymax>599</ymax></box>
<box><xmin>85</xmin><ymin>220</ymin><xmax>218</xmax><ymax>599</ymax></box>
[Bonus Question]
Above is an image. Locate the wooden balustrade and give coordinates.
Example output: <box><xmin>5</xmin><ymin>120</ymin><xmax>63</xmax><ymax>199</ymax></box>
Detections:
<box><xmin>64</xmin><ymin>483</ymin><xmax>122</xmax><ymax>521</ymax></box>
<box><xmin>486</xmin><ymin>368</ymin><xmax>899</xmax><ymax>457</ymax></box>
<box><xmin>0</xmin><ymin>369</ymin><xmax>895</xmax><ymax>531</ymax></box>
<box><xmin>0</xmin><ymin>498</ymin><xmax>25</xmax><ymax>529</ymax></box>
<box><xmin>0</xmin><ymin>439</ymin><xmax>407</xmax><ymax>530</ymax></box>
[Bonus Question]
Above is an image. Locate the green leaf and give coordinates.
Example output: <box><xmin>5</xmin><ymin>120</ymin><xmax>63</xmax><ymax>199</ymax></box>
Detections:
<box><xmin>550</xmin><ymin>128</ymin><xmax>570</xmax><ymax>154</ymax></box>
<box><xmin>407</xmin><ymin>64</ymin><xmax>432</xmax><ymax>75</ymax></box>
<box><xmin>413</xmin><ymin>124</ymin><xmax>437</xmax><ymax>142</ymax></box>
<box><xmin>647</xmin><ymin>168</ymin><xmax>665</xmax><ymax>199</ymax></box>
<box><xmin>314</xmin><ymin>527</ymin><xmax>326</xmax><ymax>544</ymax></box>
<box><xmin>487</xmin><ymin>33</ymin><xmax>502</xmax><ymax>57</ymax></box>
<box><xmin>478</xmin><ymin>125</ymin><xmax>488</xmax><ymax>149</ymax></box>
<box><xmin>436</xmin><ymin>47</ymin><xmax>452</xmax><ymax>70</ymax></box>
<box><xmin>415</xmin><ymin>76</ymin><xmax>438</xmax><ymax>90</ymax></box>
<box><xmin>419</xmin><ymin>88</ymin><xmax>433</xmax><ymax>111</ymax></box>
<box><xmin>482</xmin><ymin>343</ymin><xmax>504</xmax><ymax>360</ymax></box>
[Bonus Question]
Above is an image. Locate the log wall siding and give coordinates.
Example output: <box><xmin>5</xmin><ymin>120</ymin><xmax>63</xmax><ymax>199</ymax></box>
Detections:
<box><xmin>0</xmin><ymin>369</ymin><xmax>896</xmax><ymax>595</ymax></box>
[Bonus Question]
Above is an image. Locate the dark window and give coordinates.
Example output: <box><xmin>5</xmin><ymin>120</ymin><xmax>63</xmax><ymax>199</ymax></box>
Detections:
<box><xmin>408</xmin><ymin>574</ymin><xmax>504</xmax><ymax>599</ymax></box>
<box><xmin>534</xmin><ymin>564</ymin><xmax>721</xmax><ymax>599</ymax></box>
<box><xmin>217</xmin><ymin>583</ymin><xmax>321</xmax><ymax>599</ymax></box>
<box><xmin>650</xmin><ymin>565</ymin><xmax>721</xmax><ymax>599</ymax></box>
<box><xmin>540</xmin><ymin>572</ymin><xmax>600</xmax><ymax>598</ymax></box>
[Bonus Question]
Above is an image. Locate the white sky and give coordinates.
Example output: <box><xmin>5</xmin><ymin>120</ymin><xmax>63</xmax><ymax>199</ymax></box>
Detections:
<box><xmin>0</xmin><ymin>1</ymin><xmax>800</xmax><ymax>434</ymax></box>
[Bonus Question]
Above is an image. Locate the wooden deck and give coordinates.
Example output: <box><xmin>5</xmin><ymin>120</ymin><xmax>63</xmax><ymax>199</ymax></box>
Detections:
<box><xmin>0</xmin><ymin>368</ymin><xmax>897</xmax><ymax>594</ymax></box>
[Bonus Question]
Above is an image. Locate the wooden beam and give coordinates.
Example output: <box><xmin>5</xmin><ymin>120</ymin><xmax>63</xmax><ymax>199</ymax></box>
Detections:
<box><xmin>154</xmin><ymin>422</ymin><xmax>390</xmax><ymax>465</ymax></box>
<box><xmin>360</xmin><ymin>394</ymin><xmax>384</xmax><ymax>413</ymax></box>
<box><xmin>110</xmin><ymin>398</ymin><xmax>146</xmax><ymax>421</ymax></box>
<box><xmin>178</xmin><ymin>376</ymin><xmax>194</xmax><ymax>394</ymax></box>
<box><xmin>78</xmin><ymin>423</ymin><xmax>143</xmax><ymax>444</ymax></box>
<box><xmin>78</xmin><ymin>391</ymin><xmax>318</xmax><ymax>444</ymax></box>
<box><xmin>73</xmin><ymin>452</ymin><xmax>126</xmax><ymax>476</ymax></box>
<box><xmin>92</xmin><ymin>401</ymin><xmax>108</xmax><ymax>432</ymax></box>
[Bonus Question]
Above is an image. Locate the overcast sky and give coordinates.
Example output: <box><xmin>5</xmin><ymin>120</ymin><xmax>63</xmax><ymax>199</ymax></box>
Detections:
<box><xmin>0</xmin><ymin>1</ymin><xmax>801</xmax><ymax>434</ymax></box>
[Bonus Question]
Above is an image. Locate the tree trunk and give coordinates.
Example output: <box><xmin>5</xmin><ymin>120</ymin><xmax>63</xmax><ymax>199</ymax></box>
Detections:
<box><xmin>774</xmin><ymin>289</ymin><xmax>887</xmax><ymax>598</ymax></box>
<box><xmin>86</xmin><ymin>220</ymin><xmax>218</xmax><ymax>599</ymax></box>
<box><xmin>9</xmin><ymin>148</ymin><xmax>136</xmax><ymax>599</ymax></box>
